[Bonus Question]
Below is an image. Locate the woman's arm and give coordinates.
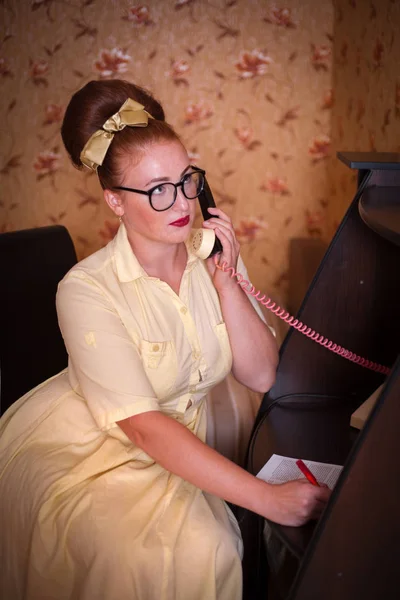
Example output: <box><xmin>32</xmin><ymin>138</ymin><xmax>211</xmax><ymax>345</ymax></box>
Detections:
<box><xmin>118</xmin><ymin>410</ymin><xmax>331</xmax><ymax>526</ymax></box>
<box><xmin>203</xmin><ymin>208</ymin><xmax>279</xmax><ymax>393</ymax></box>
<box><xmin>56</xmin><ymin>274</ymin><xmax>162</xmax><ymax>430</ymax></box>
<box><xmin>217</xmin><ymin>280</ymin><xmax>278</xmax><ymax>392</ymax></box>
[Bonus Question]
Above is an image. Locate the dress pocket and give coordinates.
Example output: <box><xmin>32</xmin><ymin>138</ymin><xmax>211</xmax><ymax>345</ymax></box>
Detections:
<box><xmin>139</xmin><ymin>339</ymin><xmax>178</xmax><ymax>399</ymax></box>
<box><xmin>213</xmin><ymin>322</ymin><xmax>233</xmax><ymax>375</ymax></box>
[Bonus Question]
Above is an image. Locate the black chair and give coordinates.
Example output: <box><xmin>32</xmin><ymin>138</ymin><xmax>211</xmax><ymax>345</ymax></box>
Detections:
<box><xmin>0</xmin><ymin>225</ymin><xmax>77</xmax><ymax>416</ymax></box>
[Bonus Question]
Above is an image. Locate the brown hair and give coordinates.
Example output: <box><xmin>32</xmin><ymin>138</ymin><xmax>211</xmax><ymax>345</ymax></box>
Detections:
<box><xmin>61</xmin><ymin>79</ymin><xmax>180</xmax><ymax>189</ymax></box>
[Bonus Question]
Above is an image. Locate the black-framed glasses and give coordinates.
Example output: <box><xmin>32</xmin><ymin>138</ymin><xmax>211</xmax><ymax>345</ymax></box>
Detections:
<box><xmin>113</xmin><ymin>166</ymin><xmax>206</xmax><ymax>212</ymax></box>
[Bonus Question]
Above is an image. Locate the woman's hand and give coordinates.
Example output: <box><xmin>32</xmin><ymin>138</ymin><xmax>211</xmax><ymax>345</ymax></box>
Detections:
<box><xmin>203</xmin><ymin>207</ymin><xmax>240</xmax><ymax>294</ymax></box>
<box><xmin>259</xmin><ymin>479</ymin><xmax>332</xmax><ymax>527</ymax></box>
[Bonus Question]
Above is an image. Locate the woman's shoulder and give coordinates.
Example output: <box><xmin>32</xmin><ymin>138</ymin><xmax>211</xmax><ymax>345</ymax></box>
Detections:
<box><xmin>68</xmin><ymin>238</ymin><xmax>116</xmax><ymax>276</ymax></box>
<box><xmin>58</xmin><ymin>237</ymin><xmax>117</xmax><ymax>294</ymax></box>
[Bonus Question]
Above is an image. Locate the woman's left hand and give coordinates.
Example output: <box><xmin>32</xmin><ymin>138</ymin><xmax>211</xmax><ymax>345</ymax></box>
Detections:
<box><xmin>203</xmin><ymin>207</ymin><xmax>240</xmax><ymax>294</ymax></box>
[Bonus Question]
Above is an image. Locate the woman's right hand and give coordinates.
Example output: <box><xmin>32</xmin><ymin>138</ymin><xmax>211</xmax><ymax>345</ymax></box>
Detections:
<box><xmin>258</xmin><ymin>479</ymin><xmax>332</xmax><ymax>527</ymax></box>
<box><xmin>117</xmin><ymin>411</ymin><xmax>331</xmax><ymax>529</ymax></box>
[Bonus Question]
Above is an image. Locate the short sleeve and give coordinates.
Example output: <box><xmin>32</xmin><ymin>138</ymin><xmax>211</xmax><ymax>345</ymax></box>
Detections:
<box><xmin>236</xmin><ymin>255</ymin><xmax>276</xmax><ymax>337</ymax></box>
<box><xmin>56</xmin><ymin>273</ymin><xmax>160</xmax><ymax>431</ymax></box>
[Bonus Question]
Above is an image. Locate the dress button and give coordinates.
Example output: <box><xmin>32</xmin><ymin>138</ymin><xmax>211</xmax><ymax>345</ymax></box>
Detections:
<box><xmin>152</xmin><ymin>344</ymin><xmax>160</xmax><ymax>352</ymax></box>
<box><xmin>189</xmin><ymin>386</ymin><xmax>196</xmax><ymax>393</ymax></box>
<box><xmin>180</xmin><ymin>306</ymin><xmax>187</xmax><ymax>315</ymax></box>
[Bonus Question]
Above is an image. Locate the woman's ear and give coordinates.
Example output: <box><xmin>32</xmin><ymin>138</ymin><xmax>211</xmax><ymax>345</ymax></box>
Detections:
<box><xmin>104</xmin><ymin>189</ymin><xmax>124</xmax><ymax>218</ymax></box>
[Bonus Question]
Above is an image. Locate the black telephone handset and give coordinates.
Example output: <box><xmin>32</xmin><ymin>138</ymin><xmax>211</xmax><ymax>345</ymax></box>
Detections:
<box><xmin>191</xmin><ymin>177</ymin><xmax>223</xmax><ymax>259</ymax></box>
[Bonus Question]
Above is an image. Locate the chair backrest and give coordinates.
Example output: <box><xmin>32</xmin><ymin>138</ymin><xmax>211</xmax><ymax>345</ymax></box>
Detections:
<box><xmin>0</xmin><ymin>225</ymin><xmax>77</xmax><ymax>415</ymax></box>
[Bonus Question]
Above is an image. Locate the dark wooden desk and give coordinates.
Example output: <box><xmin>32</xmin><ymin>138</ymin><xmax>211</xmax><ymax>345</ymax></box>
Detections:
<box><xmin>359</xmin><ymin>186</ymin><xmax>400</xmax><ymax>247</ymax></box>
<box><xmin>290</xmin><ymin>355</ymin><xmax>400</xmax><ymax>600</ymax></box>
<box><xmin>248</xmin><ymin>394</ymin><xmax>359</xmax><ymax>559</ymax></box>
<box><xmin>243</xmin><ymin>152</ymin><xmax>400</xmax><ymax>599</ymax></box>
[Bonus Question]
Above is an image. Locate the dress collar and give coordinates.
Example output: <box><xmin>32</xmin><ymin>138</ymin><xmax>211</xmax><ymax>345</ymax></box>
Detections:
<box><xmin>113</xmin><ymin>223</ymin><xmax>199</xmax><ymax>283</ymax></box>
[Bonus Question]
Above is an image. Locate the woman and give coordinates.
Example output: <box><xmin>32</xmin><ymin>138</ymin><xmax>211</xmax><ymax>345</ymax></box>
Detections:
<box><xmin>0</xmin><ymin>79</ymin><xmax>330</xmax><ymax>600</ymax></box>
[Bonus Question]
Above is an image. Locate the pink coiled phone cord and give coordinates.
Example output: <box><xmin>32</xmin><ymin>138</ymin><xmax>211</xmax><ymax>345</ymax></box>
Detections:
<box><xmin>216</xmin><ymin>260</ymin><xmax>390</xmax><ymax>376</ymax></box>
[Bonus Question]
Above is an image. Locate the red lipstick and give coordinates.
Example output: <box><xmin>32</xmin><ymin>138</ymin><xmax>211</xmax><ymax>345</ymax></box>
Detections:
<box><xmin>170</xmin><ymin>215</ymin><xmax>190</xmax><ymax>227</ymax></box>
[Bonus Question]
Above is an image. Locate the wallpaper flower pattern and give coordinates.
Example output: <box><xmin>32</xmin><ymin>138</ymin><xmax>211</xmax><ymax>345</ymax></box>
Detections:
<box><xmin>0</xmin><ymin>0</ymin><xmax>398</xmax><ymax>302</ymax></box>
<box><xmin>328</xmin><ymin>0</ymin><xmax>400</xmax><ymax>230</ymax></box>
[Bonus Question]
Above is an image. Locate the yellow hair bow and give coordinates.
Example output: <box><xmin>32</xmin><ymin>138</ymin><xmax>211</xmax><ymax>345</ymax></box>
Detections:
<box><xmin>80</xmin><ymin>98</ymin><xmax>153</xmax><ymax>171</ymax></box>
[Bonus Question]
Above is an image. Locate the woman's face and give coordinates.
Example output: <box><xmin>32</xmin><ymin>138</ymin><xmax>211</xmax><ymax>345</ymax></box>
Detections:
<box><xmin>106</xmin><ymin>139</ymin><xmax>197</xmax><ymax>248</ymax></box>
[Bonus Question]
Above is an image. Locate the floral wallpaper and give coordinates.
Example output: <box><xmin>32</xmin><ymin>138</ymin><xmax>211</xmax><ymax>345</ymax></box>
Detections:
<box><xmin>1</xmin><ymin>0</ymin><xmax>396</xmax><ymax>304</ymax></box>
<box><xmin>328</xmin><ymin>0</ymin><xmax>400</xmax><ymax>231</ymax></box>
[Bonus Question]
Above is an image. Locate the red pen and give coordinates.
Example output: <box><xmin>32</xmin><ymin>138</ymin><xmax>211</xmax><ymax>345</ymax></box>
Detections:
<box><xmin>296</xmin><ymin>459</ymin><xmax>320</xmax><ymax>486</ymax></box>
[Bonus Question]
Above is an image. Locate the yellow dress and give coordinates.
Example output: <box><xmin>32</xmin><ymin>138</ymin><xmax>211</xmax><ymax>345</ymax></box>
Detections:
<box><xmin>0</xmin><ymin>224</ymin><xmax>266</xmax><ymax>600</ymax></box>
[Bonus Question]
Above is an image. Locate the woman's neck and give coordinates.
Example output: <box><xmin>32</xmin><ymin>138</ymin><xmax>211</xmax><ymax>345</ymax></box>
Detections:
<box><xmin>126</xmin><ymin>230</ymin><xmax>188</xmax><ymax>293</ymax></box>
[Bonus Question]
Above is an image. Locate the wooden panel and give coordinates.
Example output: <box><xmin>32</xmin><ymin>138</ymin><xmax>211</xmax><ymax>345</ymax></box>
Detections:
<box><xmin>260</xmin><ymin>182</ymin><xmax>398</xmax><ymax>415</ymax></box>
<box><xmin>290</xmin><ymin>356</ymin><xmax>400</xmax><ymax>600</ymax></box>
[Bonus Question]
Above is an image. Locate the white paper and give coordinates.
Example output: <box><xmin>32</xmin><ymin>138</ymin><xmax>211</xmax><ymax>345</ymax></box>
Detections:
<box><xmin>257</xmin><ymin>454</ymin><xmax>343</xmax><ymax>490</ymax></box>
